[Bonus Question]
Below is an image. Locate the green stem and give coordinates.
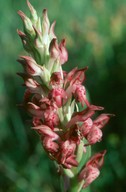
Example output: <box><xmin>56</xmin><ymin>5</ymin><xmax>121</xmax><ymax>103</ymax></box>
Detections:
<box><xmin>68</xmin><ymin>177</ymin><xmax>84</xmax><ymax>192</ymax></box>
<box><xmin>61</xmin><ymin>175</ymin><xmax>85</xmax><ymax>192</ymax></box>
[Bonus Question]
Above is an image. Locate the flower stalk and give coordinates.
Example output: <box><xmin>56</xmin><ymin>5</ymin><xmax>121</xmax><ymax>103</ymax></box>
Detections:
<box><xmin>17</xmin><ymin>1</ymin><xmax>114</xmax><ymax>191</ymax></box>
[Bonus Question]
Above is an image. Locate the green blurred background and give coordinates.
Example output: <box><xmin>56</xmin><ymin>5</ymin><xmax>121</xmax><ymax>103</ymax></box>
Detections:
<box><xmin>0</xmin><ymin>0</ymin><xmax>126</xmax><ymax>191</ymax></box>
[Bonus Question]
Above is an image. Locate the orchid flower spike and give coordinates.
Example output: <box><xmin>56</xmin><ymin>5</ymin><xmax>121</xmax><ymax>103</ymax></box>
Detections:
<box><xmin>17</xmin><ymin>1</ymin><xmax>114</xmax><ymax>191</ymax></box>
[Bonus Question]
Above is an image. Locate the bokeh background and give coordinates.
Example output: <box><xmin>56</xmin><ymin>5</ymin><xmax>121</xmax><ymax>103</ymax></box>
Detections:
<box><xmin>0</xmin><ymin>0</ymin><xmax>126</xmax><ymax>191</ymax></box>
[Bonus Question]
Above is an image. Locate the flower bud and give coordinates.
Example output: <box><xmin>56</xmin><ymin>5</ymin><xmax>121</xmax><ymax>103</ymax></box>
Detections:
<box><xmin>59</xmin><ymin>39</ymin><xmax>68</xmax><ymax>64</ymax></box>
<box><xmin>27</xmin><ymin>0</ymin><xmax>38</xmax><ymax>24</ymax></box>
<box><xmin>49</xmin><ymin>38</ymin><xmax>68</xmax><ymax>65</ymax></box>
<box><xmin>49</xmin><ymin>38</ymin><xmax>59</xmax><ymax>59</ymax></box>
<box><xmin>24</xmin><ymin>77</ymin><xmax>39</xmax><ymax>89</ymax></box>
<box><xmin>17</xmin><ymin>29</ymin><xmax>31</xmax><ymax>52</ymax></box>
<box><xmin>18</xmin><ymin>10</ymin><xmax>35</xmax><ymax>37</ymax></box>
<box><xmin>42</xmin><ymin>9</ymin><xmax>50</xmax><ymax>35</ymax></box>
<box><xmin>17</xmin><ymin>29</ymin><xmax>26</xmax><ymax>41</ymax></box>
<box><xmin>18</xmin><ymin>56</ymin><xmax>43</xmax><ymax>76</ymax></box>
<box><xmin>49</xmin><ymin>21</ymin><xmax>56</xmax><ymax>40</ymax></box>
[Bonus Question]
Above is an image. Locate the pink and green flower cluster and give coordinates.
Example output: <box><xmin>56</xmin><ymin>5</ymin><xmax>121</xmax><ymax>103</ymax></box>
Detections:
<box><xmin>17</xmin><ymin>1</ymin><xmax>113</xmax><ymax>190</ymax></box>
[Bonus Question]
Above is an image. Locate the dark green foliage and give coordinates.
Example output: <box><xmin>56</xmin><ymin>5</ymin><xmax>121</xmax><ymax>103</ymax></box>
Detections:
<box><xmin>0</xmin><ymin>0</ymin><xmax>126</xmax><ymax>191</ymax></box>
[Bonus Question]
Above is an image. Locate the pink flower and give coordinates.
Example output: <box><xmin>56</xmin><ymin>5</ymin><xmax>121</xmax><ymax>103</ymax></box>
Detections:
<box><xmin>86</xmin><ymin>150</ymin><xmax>106</xmax><ymax>168</ymax></box>
<box><xmin>26</xmin><ymin>102</ymin><xmax>43</xmax><ymax>117</ymax></box>
<box><xmin>32</xmin><ymin>124</ymin><xmax>59</xmax><ymax>139</ymax></box>
<box><xmin>69</xmin><ymin>67</ymin><xmax>88</xmax><ymax>86</ymax></box>
<box><xmin>49</xmin><ymin>88</ymin><xmax>67</xmax><ymax>107</ymax></box>
<box><xmin>39</xmin><ymin>97</ymin><xmax>60</xmax><ymax>128</ymax></box>
<box><xmin>74</xmin><ymin>84</ymin><xmax>90</xmax><ymax>107</ymax></box>
<box><xmin>64</xmin><ymin>67</ymin><xmax>78</xmax><ymax>88</ymax></box>
<box><xmin>44</xmin><ymin>108</ymin><xmax>59</xmax><ymax>128</ymax></box>
<box><xmin>64</xmin><ymin>67</ymin><xmax>88</xmax><ymax>100</ymax></box>
<box><xmin>78</xmin><ymin>150</ymin><xmax>106</xmax><ymax>188</ymax></box>
<box><xmin>93</xmin><ymin>113</ymin><xmax>115</xmax><ymax>129</ymax></box>
<box><xmin>42</xmin><ymin>136</ymin><xmax>59</xmax><ymax>153</ymax></box>
<box><xmin>32</xmin><ymin>117</ymin><xmax>42</xmax><ymax>127</ymax></box>
<box><xmin>57</xmin><ymin>140</ymin><xmax>78</xmax><ymax>168</ymax></box>
<box><xmin>66</xmin><ymin>105</ymin><xmax>104</xmax><ymax>128</ymax></box>
<box><xmin>80</xmin><ymin>118</ymin><xmax>93</xmax><ymax>137</ymax></box>
<box><xmin>24</xmin><ymin>77</ymin><xmax>41</xmax><ymax>94</ymax></box>
<box><xmin>63</xmin><ymin>124</ymin><xmax>81</xmax><ymax>144</ymax></box>
<box><xmin>85</xmin><ymin>114</ymin><xmax>114</xmax><ymax>145</ymax></box>
<box><xmin>50</xmin><ymin>72</ymin><xmax>63</xmax><ymax>88</ymax></box>
<box><xmin>39</xmin><ymin>98</ymin><xmax>53</xmax><ymax>110</ymax></box>
<box><xmin>79</xmin><ymin>165</ymin><xmax>100</xmax><ymax>188</ymax></box>
<box><xmin>33</xmin><ymin>125</ymin><xmax>59</xmax><ymax>153</ymax></box>
<box><xmin>86</xmin><ymin>126</ymin><xmax>103</xmax><ymax>145</ymax></box>
<box><xmin>64</xmin><ymin>154</ymin><xmax>78</xmax><ymax>168</ymax></box>
<box><xmin>17</xmin><ymin>72</ymin><xmax>45</xmax><ymax>95</ymax></box>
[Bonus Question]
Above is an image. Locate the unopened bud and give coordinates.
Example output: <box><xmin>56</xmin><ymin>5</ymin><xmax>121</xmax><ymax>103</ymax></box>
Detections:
<box><xmin>18</xmin><ymin>10</ymin><xmax>35</xmax><ymax>37</ymax></box>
